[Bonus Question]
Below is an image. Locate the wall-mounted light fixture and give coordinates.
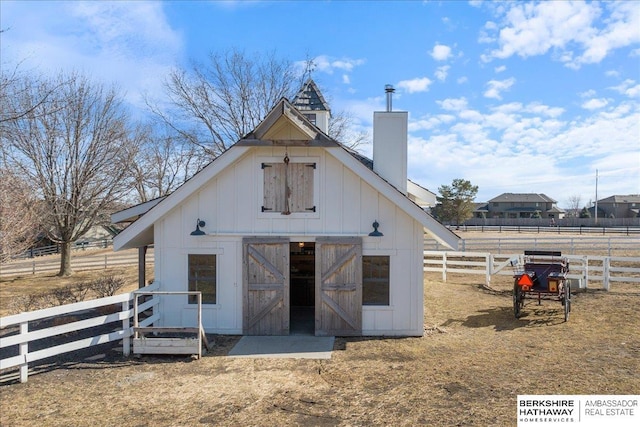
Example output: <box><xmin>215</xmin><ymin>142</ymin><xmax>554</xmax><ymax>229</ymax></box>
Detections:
<box><xmin>190</xmin><ymin>219</ymin><xmax>206</xmax><ymax>236</ymax></box>
<box><xmin>368</xmin><ymin>220</ymin><xmax>383</xmax><ymax>237</ymax></box>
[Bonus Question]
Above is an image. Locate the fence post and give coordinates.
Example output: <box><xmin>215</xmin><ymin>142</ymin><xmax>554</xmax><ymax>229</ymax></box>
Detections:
<box><xmin>603</xmin><ymin>257</ymin><xmax>610</xmax><ymax>291</ymax></box>
<box><xmin>486</xmin><ymin>254</ymin><xmax>492</xmax><ymax>287</ymax></box>
<box><xmin>442</xmin><ymin>252</ymin><xmax>447</xmax><ymax>282</ymax></box>
<box><xmin>122</xmin><ymin>300</ymin><xmax>131</xmax><ymax>356</ymax></box>
<box><xmin>19</xmin><ymin>321</ymin><xmax>29</xmax><ymax>383</ymax></box>
<box><xmin>104</xmin><ymin>254</ymin><xmax>108</xmax><ymax>269</ymax></box>
<box><xmin>583</xmin><ymin>256</ymin><xmax>589</xmax><ymax>289</ymax></box>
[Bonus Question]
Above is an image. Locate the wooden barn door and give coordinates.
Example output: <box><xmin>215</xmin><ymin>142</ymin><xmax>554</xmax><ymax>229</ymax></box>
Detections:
<box><xmin>243</xmin><ymin>238</ymin><xmax>290</xmax><ymax>335</ymax></box>
<box><xmin>315</xmin><ymin>237</ymin><xmax>362</xmax><ymax>336</ymax></box>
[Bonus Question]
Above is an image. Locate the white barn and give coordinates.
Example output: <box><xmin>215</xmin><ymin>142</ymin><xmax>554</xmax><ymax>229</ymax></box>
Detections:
<box><xmin>113</xmin><ymin>80</ymin><xmax>459</xmax><ymax>337</ymax></box>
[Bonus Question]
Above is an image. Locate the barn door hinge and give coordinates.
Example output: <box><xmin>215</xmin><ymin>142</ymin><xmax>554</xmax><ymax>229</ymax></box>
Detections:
<box><xmin>261</xmin><ymin>163</ymin><xmax>272</xmax><ymax>169</ymax></box>
<box><xmin>305</xmin><ymin>163</ymin><xmax>316</xmax><ymax>169</ymax></box>
<box><xmin>306</xmin><ymin>206</ymin><xmax>316</xmax><ymax>212</ymax></box>
<box><xmin>262</xmin><ymin>206</ymin><xmax>273</xmax><ymax>212</ymax></box>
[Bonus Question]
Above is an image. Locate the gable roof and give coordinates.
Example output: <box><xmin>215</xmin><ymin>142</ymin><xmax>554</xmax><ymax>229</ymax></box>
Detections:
<box><xmin>238</xmin><ymin>98</ymin><xmax>334</xmax><ymax>145</ymax></box>
<box><xmin>489</xmin><ymin>193</ymin><xmax>557</xmax><ymax>203</ymax></box>
<box><xmin>114</xmin><ymin>97</ymin><xmax>459</xmax><ymax>251</ymax></box>
<box><xmin>597</xmin><ymin>194</ymin><xmax>640</xmax><ymax>204</ymax></box>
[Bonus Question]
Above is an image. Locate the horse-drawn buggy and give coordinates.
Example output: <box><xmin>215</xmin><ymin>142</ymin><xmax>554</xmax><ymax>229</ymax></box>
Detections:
<box><xmin>512</xmin><ymin>250</ymin><xmax>571</xmax><ymax>321</ymax></box>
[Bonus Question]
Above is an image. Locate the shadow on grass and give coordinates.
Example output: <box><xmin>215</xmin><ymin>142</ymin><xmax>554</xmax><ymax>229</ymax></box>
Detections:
<box><xmin>441</xmin><ymin>303</ymin><xmax>567</xmax><ymax>332</ymax></box>
<box><xmin>0</xmin><ymin>334</ymin><xmax>241</xmax><ymax>386</ymax></box>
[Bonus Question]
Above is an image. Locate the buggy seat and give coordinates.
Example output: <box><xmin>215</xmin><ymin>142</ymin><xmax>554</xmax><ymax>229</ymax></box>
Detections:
<box><xmin>522</xmin><ymin>251</ymin><xmax>568</xmax><ymax>291</ymax></box>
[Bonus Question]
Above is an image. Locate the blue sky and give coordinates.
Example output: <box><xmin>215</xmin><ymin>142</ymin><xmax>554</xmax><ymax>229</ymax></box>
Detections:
<box><xmin>1</xmin><ymin>0</ymin><xmax>639</xmax><ymax>207</ymax></box>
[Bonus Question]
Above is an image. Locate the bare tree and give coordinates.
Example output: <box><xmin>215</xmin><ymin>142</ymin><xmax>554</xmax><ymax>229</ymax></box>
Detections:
<box><xmin>0</xmin><ymin>168</ymin><xmax>41</xmax><ymax>261</ymax></box>
<box><xmin>0</xmin><ymin>62</ymin><xmax>65</xmax><ymax>124</ymax></box>
<box><xmin>1</xmin><ymin>72</ymin><xmax>138</xmax><ymax>276</ymax></box>
<box><xmin>148</xmin><ymin>48</ymin><xmax>298</xmax><ymax>158</ymax></box>
<box><xmin>328</xmin><ymin>109</ymin><xmax>369</xmax><ymax>150</ymax></box>
<box><xmin>130</xmin><ymin>126</ymin><xmax>207</xmax><ymax>203</ymax></box>
<box><xmin>566</xmin><ymin>194</ymin><xmax>582</xmax><ymax>217</ymax></box>
<box><xmin>149</xmin><ymin>48</ymin><xmax>368</xmax><ymax>159</ymax></box>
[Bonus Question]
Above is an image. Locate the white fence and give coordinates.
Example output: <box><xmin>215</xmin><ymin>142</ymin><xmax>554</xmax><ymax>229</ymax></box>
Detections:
<box><xmin>423</xmin><ymin>251</ymin><xmax>640</xmax><ymax>290</ymax></box>
<box><xmin>0</xmin><ymin>282</ymin><xmax>159</xmax><ymax>383</ymax></box>
<box><xmin>0</xmin><ymin>249</ymin><xmax>154</xmax><ymax>277</ymax></box>
<box><xmin>454</xmin><ymin>224</ymin><xmax>640</xmax><ymax>233</ymax></box>
<box><xmin>425</xmin><ymin>236</ymin><xmax>639</xmax><ymax>256</ymax></box>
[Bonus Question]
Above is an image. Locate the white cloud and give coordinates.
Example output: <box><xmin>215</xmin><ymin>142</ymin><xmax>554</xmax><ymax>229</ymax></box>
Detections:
<box><xmin>437</xmin><ymin>97</ymin><xmax>468</xmax><ymax>112</ymax></box>
<box><xmin>0</xmin><ymin>1</ymin><xmax>183</xmax><ymax>111</ymax></box>
<box><xmin>434</xmin><ymin>65</ymin><xmax>450</xmax><ymax>82</ymax></box>
<box><xmin>478</xmin><ymin>21</ymin><xmax>498</xmax><ymax>44</ymax></box>
<box><xmin>457</xmin><ymin>76</ymin><xmax>468</xmax><ymax>84</ymax></box>
<box><xmin>409</xmin><ymin>114</ymin><xmax>456</xmax><ymax>132</ymax></box>
<box><xmin>494</xmin><ymin>65</ymin><xmax>507</xmax><ymax>73</ymax></box>
<box><xmin>524</xmin><ymin>102</ymin><xmax>565</xmax><ymax>118</ymax></box>
<box><xmin>397</xmin><ymin>77</ymin><xmax>433</xmax><ymax>94</ymax></box>
<box><xmin>577</xmin><ymin>2</ymin><xmax>640</xmax><ymax>65</ymax></box>
<box><xmin>581</xmin><ymin>98</ymin><xmax>609</xmax><ymax>110</ymax></box>
<box><xmin>408</xmin><ymin>95</ymin><xmax>640</xmax><ymax>203</ymax></box>
<box><xmin>484</xmin><ymin>78</ymin><xmax>515</xmax><ymax>99</ymax></box>
<box><xmin>431</xmin><ymin>44</ymin><xmax>452</xmax><ymax>61</ymax></box>
<box><xmin>458</xmin><ymin>109</ymin><xmax>484</xmax><ymax>122</ymax></box>
<box><xmin>310</xmin><ymin>55</ymin><xmax>366</xmax><ymax>74</ymax></box>
<box><xmin>481</xmin><ymin>1</ymin><xmax>640</xmax><ymax>68</ymax></box>
<box><xmin>342</xmin><ymin>74</ymin><xmax>351</xmax><ymax>84</ymax></box>
<box><xmin>609</xmin><ymin>79</ymin><xmax>640</xmax><ymax>98</ymax></box>
<box><xmin>580</xmin><ymin>89</ymin><xmax>597</xmax><ymax>98</ymax></box>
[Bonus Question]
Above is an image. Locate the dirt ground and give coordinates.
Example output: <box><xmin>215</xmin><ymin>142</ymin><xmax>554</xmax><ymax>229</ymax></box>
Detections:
<box><xmin>1</xmin><ymin>271</ymin><xmax>638</xmax><ymax>427</ymax></box>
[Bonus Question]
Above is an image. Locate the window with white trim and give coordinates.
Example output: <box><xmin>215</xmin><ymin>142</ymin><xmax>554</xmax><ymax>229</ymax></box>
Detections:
<box><xmin>362</xmin><ymin>256</ymin><xmax>390</xmax><ymax>306</ymax></box>
<box><xmin>188</xmin><ymin>254</ymin><xmax>216</xmax><ymax>304</ymax></box>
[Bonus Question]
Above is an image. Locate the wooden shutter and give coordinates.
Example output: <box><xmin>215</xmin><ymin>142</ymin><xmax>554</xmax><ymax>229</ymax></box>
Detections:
<box><xmin>262</xmin><ymin>162</ymin><xmax>315</xmax><ymax>213</ymax></box>
<box><xmin>243</xmin><ymin>238</ymin><xmax>290</xmax><ymax>335</ymax></box>
<box><xmin>289</xmin><ymin>163</ymin><xmax>315</xmax><ymax>213</ymax></box>
<box><xmin>315</xmin><ymin>237</ymin><xmax>362</xmax><ymax>336</ymax></box>
<box><xmin>262</xmin><ymin>163</ymin><xmax>286</xmax><ymax>212</ymax></box>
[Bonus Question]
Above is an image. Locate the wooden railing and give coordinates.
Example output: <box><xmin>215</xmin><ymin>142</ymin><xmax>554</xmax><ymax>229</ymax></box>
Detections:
<box><xmin>11</xmin><ymin>239</ymin><xmax>114</xmax><ymax>260</ymax></box>
<box><xmin>0</xmin><ymin>282</ymin><xmax>159</xmax><ymax>383</ymax></box>
<box><xmin>423</xmin><ymin>251</ymin><xmax>640</xmax><ymax>290</ymax></box>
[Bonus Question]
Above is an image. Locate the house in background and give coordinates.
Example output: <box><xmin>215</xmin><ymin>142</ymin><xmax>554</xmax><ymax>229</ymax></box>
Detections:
<box><xmin>474</xmin><ymin>193</ymin><xmax>566</xmax><ymax>220</ymax></box>
<box><xmin>590</xmin><ymin>195</ymin><xmax>640</xmax><ymax>218</ymax></box>
<box><xmin>113</xmin><ymin>80</ymin><xmax>458</xmax><ymax>337</ymax></box>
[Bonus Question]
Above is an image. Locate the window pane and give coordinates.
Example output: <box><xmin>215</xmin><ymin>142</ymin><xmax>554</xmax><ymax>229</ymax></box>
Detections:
<box><xmin>362</xmin><ymin>256</ymin><xmax>389</xmax><ymax>306</ymax></box>
<box><xmin>188</xmin><ymin>254</ymin><xmax>216</xmax><ymax>304</ymax></box>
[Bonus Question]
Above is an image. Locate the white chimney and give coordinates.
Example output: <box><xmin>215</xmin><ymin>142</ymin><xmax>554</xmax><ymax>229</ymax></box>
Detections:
<box><xmin>373</xmin><ymin>85</ymin><xmax>408</xmax><ymax>195</ymax></box>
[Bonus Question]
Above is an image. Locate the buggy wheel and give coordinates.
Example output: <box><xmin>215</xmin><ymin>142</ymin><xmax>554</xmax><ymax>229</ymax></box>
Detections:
<box><xmin>563</xmin><ymin>282</ymin><xmax>571</xmax><ymax>322</ymax></box>
<box><xmin>513</xmin><ymin>283</ymin><xmax>524</xmax><ymax>318</ymax></box>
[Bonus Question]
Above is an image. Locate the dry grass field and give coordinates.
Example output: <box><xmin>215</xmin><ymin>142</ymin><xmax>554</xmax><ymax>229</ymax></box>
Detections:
<box><xmin>1</xmin><ymin>234</ymin><xmax>638</xmax><ymax>426</ymax></box>
<box><xmin>1</xmin><ymin>271</ymin><xmax>639</xmax><ymax>426</ymax></box>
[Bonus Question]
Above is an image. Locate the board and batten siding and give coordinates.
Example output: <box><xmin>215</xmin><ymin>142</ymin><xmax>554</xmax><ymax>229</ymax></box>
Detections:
<box><xmin>152</xmin><ymin>146</ymin><xmax>425</xmax><ymax>335</ymax></box>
